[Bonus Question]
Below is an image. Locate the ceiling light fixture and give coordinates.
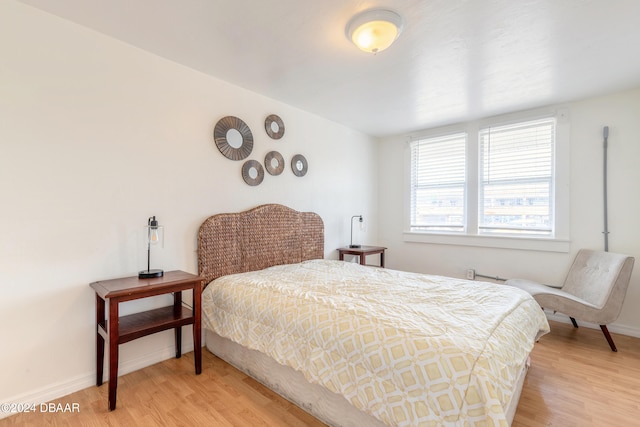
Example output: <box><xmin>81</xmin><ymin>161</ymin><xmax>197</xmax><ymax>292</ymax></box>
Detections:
<box><xmin>346</xmin><ymin>9</ymin><xmax>404</xmax><ymax>54</ymax></box>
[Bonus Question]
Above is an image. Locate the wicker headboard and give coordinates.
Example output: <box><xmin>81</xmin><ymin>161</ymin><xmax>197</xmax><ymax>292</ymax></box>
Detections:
<box><xmin>197</xmin><ymin>204</ymin><xmax>324</xmax><ymax>285</ymax></box>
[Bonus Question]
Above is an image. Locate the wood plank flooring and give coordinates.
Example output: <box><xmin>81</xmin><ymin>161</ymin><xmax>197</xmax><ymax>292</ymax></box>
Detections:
<box><xmin>2</xmin><ymin>320</ymin><xmax>640</xmax><ymax>426</ymax></box>
<box><xmin>514</xmin><ymin>320</ymin><xmax>640</xmax><ymax>427</ymax></box>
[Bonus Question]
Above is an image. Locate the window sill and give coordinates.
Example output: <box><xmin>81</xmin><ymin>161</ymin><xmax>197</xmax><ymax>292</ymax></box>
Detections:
<box><xmin>403</xmin><ymin>231</ymin><xmax>570</xmax><ymax>253</ymax></box>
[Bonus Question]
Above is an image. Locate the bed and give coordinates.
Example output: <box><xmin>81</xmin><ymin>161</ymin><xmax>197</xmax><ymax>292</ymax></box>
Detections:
<box><xmin>198</xmin><ymin>204</ymin><xmax>549</xmax><ymax>427</ymax></box>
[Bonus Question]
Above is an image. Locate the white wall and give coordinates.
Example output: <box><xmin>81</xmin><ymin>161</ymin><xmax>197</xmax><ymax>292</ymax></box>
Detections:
<box><xmin>4</xmin><ymin>0</ymin><xmax>639</xmax><ymax>413</ymax></box>
<box><xmin>0</xmin><ymin>1</ymin><xmax>378</xmax><ymax>408</ymax></box>
<box><xmin>378</xmin><ymin>87</ymin><xmax>640</xmax><ymax>336</ymax></box>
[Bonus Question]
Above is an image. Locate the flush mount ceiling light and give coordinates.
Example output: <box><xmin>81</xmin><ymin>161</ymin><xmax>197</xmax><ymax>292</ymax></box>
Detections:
<box><xmin>346</xmin><ymin>9</ymin><xmax>404</xmax><ymax>54</ymax></box>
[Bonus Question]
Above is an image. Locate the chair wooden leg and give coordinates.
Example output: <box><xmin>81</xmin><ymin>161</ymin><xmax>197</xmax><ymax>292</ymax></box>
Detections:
<box><xmin>600</xmin><ymin>325</ymin><xmax>617</xmax><ymax>352</ymax></box>
<box><xmin>570</xmin><ymin>317</ymin><xmax>578</xmax><ymax>328</ymax></box>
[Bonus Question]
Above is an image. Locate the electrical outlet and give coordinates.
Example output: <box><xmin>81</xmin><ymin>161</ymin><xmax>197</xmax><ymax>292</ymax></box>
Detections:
<box><xmin>466</xmin><ymin>269</ymin><xmax>475</xmax><ymax>280</ymax></box>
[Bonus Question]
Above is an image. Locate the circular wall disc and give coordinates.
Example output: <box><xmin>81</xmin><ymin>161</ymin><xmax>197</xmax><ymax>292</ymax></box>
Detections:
<box><xmin>242</xmin><ymin>159</ymin><xmax>264</xmax><ymax>186</ymax></box>
<box><xmin>214</xmin><ymin>116</ymin><xmax>254</xmax><ymax>160</ymax></box>
<box><xmin>265</xmin><ymin>114</ymin><xmax>285</xmax><ymax>139</ymax></box>
<box><xmin>291</xmin><ymin>154</ymin><xmax>308</xmax><ymax>177</ymax></box>
<box><xmin>264</xmin><ymin>151</ymin><xmax>285</xmax><ymax>175</ymax></box>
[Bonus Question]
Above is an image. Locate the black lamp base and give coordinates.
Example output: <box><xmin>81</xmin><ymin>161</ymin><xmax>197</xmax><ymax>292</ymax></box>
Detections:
<box><xmin>138</xmin><ymin>269</ymin><xmax>164</xmax><ymax>279</ymax></box>
<box><xmin>349</xmin><ymin>244</ymin><xmax>361</xmax><ymax>248</ymax></box>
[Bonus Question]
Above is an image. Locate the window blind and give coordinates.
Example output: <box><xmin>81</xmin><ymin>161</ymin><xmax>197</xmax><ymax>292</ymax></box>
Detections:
<box><xmin>410</xmin><ymin>133</ymin><xmax>466</xmax><ymax>231</ymax></box>
<box><xmin>479</xmin><ymin>118</ymin><xmax>555</xmax><ymax>235</ymax></box>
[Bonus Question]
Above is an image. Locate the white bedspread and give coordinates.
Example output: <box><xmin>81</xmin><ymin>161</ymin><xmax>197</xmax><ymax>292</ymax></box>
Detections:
<box><xmin>201</xmin><ymin>260</ymin><xmax>549</xmax><ymax>427</ymax></box>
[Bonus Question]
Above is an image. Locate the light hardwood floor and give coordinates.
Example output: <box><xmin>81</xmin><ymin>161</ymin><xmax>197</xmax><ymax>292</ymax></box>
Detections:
<box><xmin>3</xmin><ymin>320</ymin><xmax>640</xmax><ymax>426</ymax></box>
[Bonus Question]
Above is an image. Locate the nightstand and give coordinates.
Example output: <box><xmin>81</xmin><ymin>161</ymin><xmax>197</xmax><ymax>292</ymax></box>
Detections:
<box><xmin>90</xmin><ymin>270</ymin><xmax>203</xmax><ymax>410</ymax></box>
<box><xmin>337</xmin><ymin>245</ymin><xmax>387</xmax><ymax>268</ymax></box>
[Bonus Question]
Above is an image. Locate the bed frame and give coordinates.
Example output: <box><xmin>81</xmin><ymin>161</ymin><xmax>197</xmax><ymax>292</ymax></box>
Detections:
<box><xmin>197</xmin><ymin>204</ymin><xmax>526</xmax><ymax>426</ymax></box>
<box><xmin>198</xmin><ymin>204</ymin><xmax>391</xmax><ymax>426</ymax></box>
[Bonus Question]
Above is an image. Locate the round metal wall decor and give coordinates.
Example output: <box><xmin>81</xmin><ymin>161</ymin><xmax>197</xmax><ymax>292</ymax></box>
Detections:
<box><xmin>291</xmin><ymin>154</ymin><xmax>308</xmax><ymax>177</ymax></box>
<box><xmin>214</xmin><ymin>116</ymin><xmax>253</xmax><ymax>160</ymax></box>
<box><xmin>264</xmin><ymin>114</ymin><xmax>285</xmax><ymax>139</ymax></box>
<box><xmin>264</xmin><ymin>151</ymin><xmax>285</xmax><ymax>175</ymax></box>
<box><xmin>241</xmin><ymin>159</ymin><xmax>264</xmax><ymax>186</ymax></box>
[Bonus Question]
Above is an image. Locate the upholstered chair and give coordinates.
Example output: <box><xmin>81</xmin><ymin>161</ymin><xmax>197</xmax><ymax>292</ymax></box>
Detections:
<box><xmin>506</xmin><ymin>249</ymin><xmax>634</xmax><ymax>351</ymax></box>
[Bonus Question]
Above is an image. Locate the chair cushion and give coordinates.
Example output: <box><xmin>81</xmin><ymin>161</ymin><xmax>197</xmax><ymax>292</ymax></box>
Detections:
<box><xmin>506</xmin><ymin>250</ymin><xmax>634</xmax><ymax>325</ymax></box>
<box><xmin>562</xmin><ymin>250</ymin><xmax>630</xmax><ymax>308</ymax></box>
<box><xmin>505</xmin><ymin>279</ymin><xmax>601</xmax><ymax>323</ymax></box>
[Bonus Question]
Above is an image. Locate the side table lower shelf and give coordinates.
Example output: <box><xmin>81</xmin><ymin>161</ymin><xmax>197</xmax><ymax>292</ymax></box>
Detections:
<box><xmin>98</xmin><ymin>305</ymin><xmax>194</xmax><ymax>345</ymax></box>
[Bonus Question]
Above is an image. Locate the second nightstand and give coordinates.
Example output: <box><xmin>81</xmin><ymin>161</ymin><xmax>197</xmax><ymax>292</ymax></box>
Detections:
<box><xmin>337</xmin><ymin>245</ymin><xmax>387</xmax><ymax>268</ymax></box>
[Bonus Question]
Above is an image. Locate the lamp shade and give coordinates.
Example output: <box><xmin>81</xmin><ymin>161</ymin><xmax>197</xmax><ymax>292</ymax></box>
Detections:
<box><xmin>139</xmin><ymin>216</ymin><xmax>164</xmax><ymax>278</ymax></box>
<box><xmin>346</xmin><ymin>9</ymin><xmax>404</xmax><ymax>54</ymax></box>
<box><xmin>350</xmin><ymin>215</ymin><xmax>364</xmax><ymax>248</ymax></box>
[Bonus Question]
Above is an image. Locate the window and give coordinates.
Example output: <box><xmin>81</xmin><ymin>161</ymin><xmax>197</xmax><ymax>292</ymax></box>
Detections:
<box><xmin>410</xmin><ymin>133</ymin><xmax>466</xmax><ymax>232</ymax></box>
<box><xmin>406</xmin><ymin>111</ymin><xmax>568</xmax><ymax>251</ymax></box>
<box><xmin>479</xmin><ymin>118</ymin><xmax>555</xmax><ymax>236</ymax></box>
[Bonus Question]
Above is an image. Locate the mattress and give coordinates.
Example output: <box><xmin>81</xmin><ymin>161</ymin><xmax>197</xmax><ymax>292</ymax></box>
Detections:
<box><xmin>202</xmin><ymin>259</ymin><xmax>549</xmax><ymax>426</ymax></box>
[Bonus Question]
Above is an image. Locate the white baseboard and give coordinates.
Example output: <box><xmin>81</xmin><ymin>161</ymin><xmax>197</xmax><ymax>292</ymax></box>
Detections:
<box><xmin>0</xmin><ymin>343</ymin><xmax>193</xmax><ymax>420</ymax></box>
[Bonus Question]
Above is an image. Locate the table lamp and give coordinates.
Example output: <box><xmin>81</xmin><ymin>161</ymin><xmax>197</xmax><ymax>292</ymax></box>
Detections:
<box><xmin>139</xmin><ymin>216</ymin><xmax>164</xmax><ymax>278</ymax></box>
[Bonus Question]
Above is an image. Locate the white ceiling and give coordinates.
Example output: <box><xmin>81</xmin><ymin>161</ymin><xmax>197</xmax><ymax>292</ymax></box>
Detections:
<box><xmin>17</xmin><ymin>0</ymin><xmax>640</xmax><ymax>137</ymax></box>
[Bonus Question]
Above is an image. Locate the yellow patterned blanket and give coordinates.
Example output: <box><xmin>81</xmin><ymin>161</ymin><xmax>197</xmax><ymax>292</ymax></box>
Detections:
<box><xmin>202</xmin><ymin>260</ymin><xmax>549</xmax><ymax>427</ymax></box>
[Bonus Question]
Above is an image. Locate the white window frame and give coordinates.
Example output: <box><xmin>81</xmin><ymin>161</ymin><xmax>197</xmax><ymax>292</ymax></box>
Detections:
<box><xmin>409</xmin><ymin>132</ymin><xmax>467</xmax><ymax>233</ymax></box>
<box><xmin>478</xmin><ymin>117</ymin><xmax>556</xmax><ymax>236</ymax></box>
<box><xmin>404</xmin><ymin>108</ymin><xmax>570</xmax><ymax>253</ymax></box>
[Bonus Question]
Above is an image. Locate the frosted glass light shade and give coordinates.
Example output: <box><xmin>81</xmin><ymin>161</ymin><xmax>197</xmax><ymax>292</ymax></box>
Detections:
<box><xmin>346</xmin><ymin>9</ymin><xmax>404</xmax><ymax>54</ymax></box>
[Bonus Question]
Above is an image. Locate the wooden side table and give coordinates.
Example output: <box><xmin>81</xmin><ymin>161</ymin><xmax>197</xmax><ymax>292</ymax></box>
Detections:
<box><xmin>90</xmin><ymin>270</ymin><xmax>203</xmax><ymax>410</ymax></box>
<box><xmin>337</xmin><ymin>245</ymin><xmax>387</xmax><ymax>268</ymax></box>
